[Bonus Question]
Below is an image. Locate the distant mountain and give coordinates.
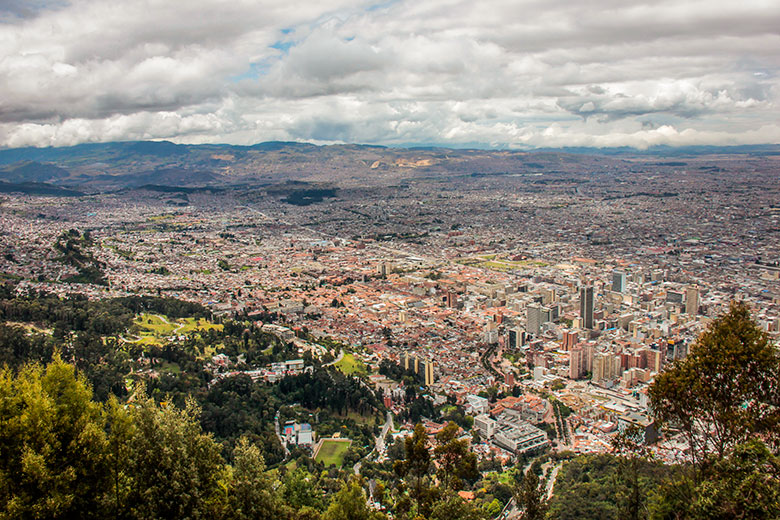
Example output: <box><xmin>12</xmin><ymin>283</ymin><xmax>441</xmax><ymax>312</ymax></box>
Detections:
<box><xmin>0</xmin><ymin>140</ymin><xmax>778</xmax><ymax>191</ymax></box>
<box><xmin>0</xmin><ymin>161</ymin><xmax>70</xmax><ymax>183</ymax></box>
<box><xmin>0</xmin><ymin>181</ymin><xmax>84</xmax><ymax>197</ymax></box>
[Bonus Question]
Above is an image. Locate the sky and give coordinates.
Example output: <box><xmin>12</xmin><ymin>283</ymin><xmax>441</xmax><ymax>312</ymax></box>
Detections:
<box><xmin>0</xmin><ymin>0</ymin><xmax>779</xmax><ymax>149</ymax></box>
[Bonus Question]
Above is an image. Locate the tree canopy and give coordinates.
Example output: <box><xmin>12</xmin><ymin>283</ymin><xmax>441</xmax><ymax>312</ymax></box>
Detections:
<box><xmin>649</xmin><ymin>301</ymin><xmax>780</xmax><ymax>465</ymax></box>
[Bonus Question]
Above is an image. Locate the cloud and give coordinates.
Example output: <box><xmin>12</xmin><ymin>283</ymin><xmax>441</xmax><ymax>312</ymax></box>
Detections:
<box><xmin>0</xmin><ymin>0</ymin><xmax>779</xmax><ymax>148</ymax></box>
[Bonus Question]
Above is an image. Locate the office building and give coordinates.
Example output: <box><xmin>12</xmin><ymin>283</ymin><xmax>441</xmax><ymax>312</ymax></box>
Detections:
<box><xmin>612</xmin><ymin>270</ymin><xmax>627</xmax><ymax>293</ymax></box>
<box><xmin>562</xmin><ymin>330</ymin><xmax>579</xmax><ymax>350</ymax></box>
<box><xmin>507</xmin><ymin>327</ymin><xmax>528</xmax><ymax>349</ymax></box>
<box><xmin>686</xmin><ymin>285</ymin><xmax>699</xmax><ymax>316</ymax></box>
<box><xmin>580</xmin><ymin>285</ymin><xmax>594</xmax><ymax>329</ymax></box>
<box><xmin>474</xmin><ymin>414</ymin><xmax>497</xmax><ymax>439</ymax></box>
<box><xmin>492</xmin><ymin>411</ymin><xmax>549</xmax><ymax>455</ymax></box>
<box><xmin>526</xmin><ymin>304</ymin><xmax>542</xmax><ymax>335</ymax></box>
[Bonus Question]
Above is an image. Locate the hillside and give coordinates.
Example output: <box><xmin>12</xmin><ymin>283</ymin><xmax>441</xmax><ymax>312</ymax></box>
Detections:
<box><xmin>1</xmin><ymin>140</ymin><xmax>778</xmax><ymax>191</ymax></box>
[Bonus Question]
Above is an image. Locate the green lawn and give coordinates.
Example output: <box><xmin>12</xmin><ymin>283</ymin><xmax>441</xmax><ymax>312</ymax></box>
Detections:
<box><xmin>314</xmin><ymin>439</ymin><xmax>352</xmax><ymax>467</ymax></box>
<box><xmin>134</xmin><ymin>314</ymin><xmax>223</xmax><ymax>338</ymax></box>
<box><xmin>136</xmin><ymin>314</ymin><xmax>176</xmax><ymax>335</ymax></box>
<box><xmin>334</xmin><ymin>353</ymin><xmax>367</xmax><ymax>375</ymax></box>
<box><xmin>179</xmin><ymin>317</ymin><xmax>223</xmax><ymax>334</ymax></box>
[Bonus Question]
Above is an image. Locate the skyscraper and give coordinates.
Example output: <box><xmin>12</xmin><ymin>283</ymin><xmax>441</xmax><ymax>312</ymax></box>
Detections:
<box><xmin>612</xmin><ymin>270</ymin><xmax>627</xmax><ymax>293</ymax></box>
<box><xmin>562</xmin><ymin>330</ymin><xmax>579</xmax><ymax>351</ymax></box>
<box><xmin>685</xmin><ymin>285</ymin><xmax>699</xmax><ymax>316</ymax></box>
<box><xmin>527</xmin><ymin>304</ymin><xmax>542</xmax><ymax>335</ymax></box>
<box><xmin>569</xmin><ymin>346</ymin><xmax>585</xmax><ymax>379</ymax></box>
<box><xmin>421</xmin><ymin>359</ymin><xmax>435</xmax><ymax>386</ymax></box>
<box><xmin>508</xmin><ymin>327</ymin><xmax>527</xmax><ymax>349</ymax></box>
<box><xmin>580</xmin><ymin>285</ymin><xmax>594</xmax><ymax>329</ymax></box>
<box><xmin>527</xmin><ymin>305</ymin><xmax>552</xmax><ymax>336</ymax></box>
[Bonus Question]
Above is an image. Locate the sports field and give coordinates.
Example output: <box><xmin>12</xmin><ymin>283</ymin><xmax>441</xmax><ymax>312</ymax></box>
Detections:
<box><xmin>313</xmin><ymin>439</ymin><xmax>352</xmax><ymax>467</ymax></box>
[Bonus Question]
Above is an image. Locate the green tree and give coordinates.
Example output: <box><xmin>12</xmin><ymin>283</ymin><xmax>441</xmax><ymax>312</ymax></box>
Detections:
<box><xmin>323</xmin><ymin>477</ymin><xmax>386</xmax><ymax>520</ymax></box>
<box><xmin>648</xmin><ymin>301</ymin><xmax>780</xmax><ymax>519</ymax></box>
<box><xmin>649</xmin><ymin>301</ymin><xmax>780</xmax><ymax>467</ymax></box>
<box><xmin>514</xmin><ymin>469</ymin><xmax>548</xmax><ymax>520</ymax></box>
<box><xmin>649</xmin><ymin>439</ymin><xmax>780</xmax><ymax>520</ymax></box>
<box><xmin>433</xmin><ymin>421</ymin><xmax>479</xmax><ymax>490</ymax></box>
<box><xmin>121</xmin><ymin>394</ymin><xmax>226</xmax><ymax>520</ymax></box>
<box><xmin>225</xmin><ymin>437</ymin><xmax>285</xmax><ymax>520</ymax></box>
<box><xmin>283</xmin><ymin>468</ymin><xmax>325</xmax><ymax>511</ymax></box>
<box><xmin>688</xmin><ymin>439</ymin><xmax>780</xmax><ymax>519</ymax></box>
<box><xmin>611</xmin><ymin>425</ymin><xmax>652</xmax><ymax>520</ymax></box>
<box><xmin>0</xmin><ymin>358</ymin><xmax>110</xmax><ymax>520</ymax></box>
<box><xmin>104</xmin><ymin>396</ymin><xmax>135</xmax><ymax>518</ymax></box>
<box><xmin>394</xmin><ymin>423</ymin><xmax>431</xmax><ymax>513</ymax></box>
<box><xmin>429</xmin><ymin>492</ymin><xmax>485</xmax><ymax>520</ymax></box>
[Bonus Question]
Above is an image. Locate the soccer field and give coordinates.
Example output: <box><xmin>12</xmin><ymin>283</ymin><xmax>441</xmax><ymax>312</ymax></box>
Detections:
<box><xmin>314</xmin><ymin>439</ymin><xmax>352</xmax><ymax>467</ymax></box>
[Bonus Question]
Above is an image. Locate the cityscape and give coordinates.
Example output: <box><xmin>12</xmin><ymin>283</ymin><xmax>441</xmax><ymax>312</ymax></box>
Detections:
<box><xmin>1</xmin><ymin>0</ymin><xmax>779</xmax><ymax>518</ymax></box>
<box><xmin>1</xmin><ymin>141</ymin><xmax>779</xmax><ymax>517</ymax></box>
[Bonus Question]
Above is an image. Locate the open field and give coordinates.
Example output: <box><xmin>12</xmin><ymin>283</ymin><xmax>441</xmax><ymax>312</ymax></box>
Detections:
<box><xmin>334</xmin><ymin>352</ymin><xmax>367</xmax><ymax>375</ymax></box>
<box><xmin>313</xmin><ymin>438</ymin><xmax>352</xmax><ymax>467</ymax></box>
<box><xmin>134</xmin><ymin>314</ymin><xmax>223</xmax><ymax>336</ymax></box>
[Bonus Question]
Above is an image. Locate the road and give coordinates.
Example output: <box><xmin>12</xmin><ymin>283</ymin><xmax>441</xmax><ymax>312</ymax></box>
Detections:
<box><xmin>546</xmin><ymin>462</ymin><xmax>563</xmax><ymax>500</ymax></box>
<box><xmin>274</xmin><ymin>409</ymin><xmax>290</xmax><ymax>457</ymax></box>
<box><xmin>354</xmin><ymin>411</ymin><xmax>394</xmax><ymax>476</ymax></box>
<box><xmin>153</xmin><ymin>313</ymin><xmax>187</xmax><ymax>335</ymax></box>
<box><xmin>323</xmin><ymin>348</ymin><xmax>344</xmax><ymax>367</ymax></box>
<box><xmin>375</xmin><ymin>411</ymin><xmax>393</xmax><ymax>454</ymax></box>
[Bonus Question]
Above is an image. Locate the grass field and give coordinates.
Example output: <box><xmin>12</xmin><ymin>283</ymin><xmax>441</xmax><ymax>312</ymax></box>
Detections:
<box><xmin>314</xmin><ymin>439</ymin><xmax>352</xmax><ymax>467</ymax></box>
<box><xmin>134</xmin><ymin>314</ymin><xmax>223</xmax><ymax>336</ymax></box>
<box><xmin>124</xmin><ymin>314</ymin><xmax>223</xmax><ymax>350</ymax></box>
<box><xmin>334</xmin><ymin>353</ymin><xmax>367</xmax><ymax>375</ymax></box>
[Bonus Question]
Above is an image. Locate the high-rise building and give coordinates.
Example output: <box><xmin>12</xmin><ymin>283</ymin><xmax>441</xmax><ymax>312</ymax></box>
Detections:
<box><xmin>685</xmin><ymin>285</ymin><xmax>699</xmax><ymax>316</ymax></box>
<box><xmin>401</xmin><ymin>354</ymin><xmax>435</xmax><ymax>386</ymax></box>
<box><xmin>569</xmin><ymin>345</ymin><xmax>594</xmax><ymax>379</ymax></box>
<box><xmin>562</xmin><ymin>330</ymin><xmax>579</xmax><ymax>350</ymax></box>
<box><xmin>592</xmin><ymin>352</ymin><xmax>621</xmax><ymax>382</ymax></box>
<box><xmin>612</xmin><ymin>270</ymin><xmax>627</xmax><ymax>293</ymax></box>
<box><xmin>508</xmin><ymin>328</ymin><xmax>527</xmax><ymax>349</ymax></box>
<box><xmin>542</xmin><ymin>288</ymin><xmax>557</xmax><ymax>306</ymax></box>
<box><xmin>569</xmin><ymin>346</ymin><xmax>585</xmax><ymax>379</ymax></box>
<box><xmin>505</xmin><ymin>371</ymin><xmax>515</xmax><ymax>387</ymax></box>
<box><xmin>580</xmin><ymin>285</ymin><xmax>594</xmax><ymax>329</ymax></box>
<box><xmin>422</xmin><ymin>359</ymin><xmax>435</xmax><ymax>386</ymax></box>
<box><xmin>446</xmin><ymin>291</ymin><xmax>458</xmax><ymax>308</ymax></box>
<box><xmin>527</xmin><ymin>304</ymin><xmax>542</xmax><ymax>335</ymax></box>
<box><xmin>527</xmin><ymin>305</ymin><xmax>552</xmax><ymax>336</ymax></box>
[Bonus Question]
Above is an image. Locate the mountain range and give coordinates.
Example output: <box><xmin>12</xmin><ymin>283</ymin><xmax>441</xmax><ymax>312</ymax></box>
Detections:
<box><xmin>0</xmin><ymin>140</ymin><xmax>778</xmax><ymax>194</ymax></box>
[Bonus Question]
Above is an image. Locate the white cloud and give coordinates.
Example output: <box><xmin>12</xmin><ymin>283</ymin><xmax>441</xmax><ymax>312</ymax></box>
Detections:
<box><xmin>0</xmin><ymin>0</ymin><xmax>779</xmax><ymax>148</ymax></box>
